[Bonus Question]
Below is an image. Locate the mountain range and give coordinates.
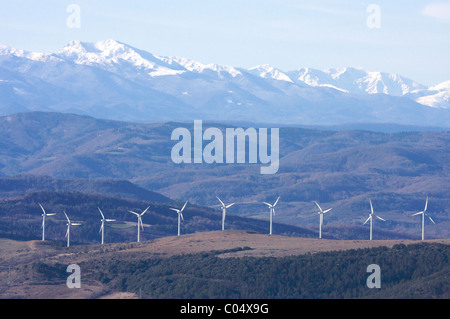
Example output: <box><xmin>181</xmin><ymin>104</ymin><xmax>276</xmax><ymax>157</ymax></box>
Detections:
<box><xmin>0</xmin><ymin>39</ymin><xmax>449</xmax><ymax>127</ymax></box>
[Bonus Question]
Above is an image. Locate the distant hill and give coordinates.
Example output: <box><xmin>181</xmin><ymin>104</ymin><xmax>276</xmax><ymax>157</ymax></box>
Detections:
<box><xmin>0</xmin><ymin>175</ymin><xmax>170</xmax><ymax>203</ymax></box>
<box><xmin>0</xmin><ymin>112</ymin><xmax>448</xmax><ymax>239</ymax></box>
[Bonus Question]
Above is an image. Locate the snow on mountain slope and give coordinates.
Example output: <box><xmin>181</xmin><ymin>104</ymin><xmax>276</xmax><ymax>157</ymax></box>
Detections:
<box><xmin>248</xmin><ymin>64</ymin><xmax>293</xmax><ymax>82</ymax></box>
<box><xmin>288</xmin><ymin>67</ymin><xmax>427</xmax><ymax>96</ymax></box>
<box><xmin>408</xmin><ymin>81</ymin><xmax>450</xmax><ymax>109</ymax></box>
<box><xmin>0</xmin><ymin>40</ymin><xmax>449</xmax><ymax>126</ymax></box>
<box><xmin>156</xmin><ymin>55</ymin><xmax>243</xmax><ymax>79</ymax></box>
<box><xmin>58</xmin><ymin>40</ymin><xmax>186</xmax><ymax>78</ymax></box>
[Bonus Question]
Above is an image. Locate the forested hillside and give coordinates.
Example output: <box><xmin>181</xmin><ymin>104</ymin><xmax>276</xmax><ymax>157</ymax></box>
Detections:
<box><xmin>73</xmin><ymin>243</ymin><xmax>450</xmax><ymax>299</ymax></box>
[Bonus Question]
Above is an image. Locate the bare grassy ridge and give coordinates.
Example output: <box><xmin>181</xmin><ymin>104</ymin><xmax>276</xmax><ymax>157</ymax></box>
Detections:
<box><xmin>121</xmin><ymin>230</ymin><xmax>450</xmax><ymax>258</ymax></box>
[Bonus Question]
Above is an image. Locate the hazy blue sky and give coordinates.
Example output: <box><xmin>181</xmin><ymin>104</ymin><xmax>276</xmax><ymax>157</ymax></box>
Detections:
<box><xmin>0</xmin><ymin>0</ymin><xmax>448</xmax><ymax>85</ymax></box>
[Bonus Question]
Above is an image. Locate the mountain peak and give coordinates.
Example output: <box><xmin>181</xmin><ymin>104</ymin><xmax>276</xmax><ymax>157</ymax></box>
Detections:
<box><xmin>248</xmin><ymin>64</ymin><xmax>292</xmax><ymax>82</ymax></box>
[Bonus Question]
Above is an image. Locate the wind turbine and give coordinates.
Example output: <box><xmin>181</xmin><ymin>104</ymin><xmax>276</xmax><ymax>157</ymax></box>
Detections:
<box><xmin>98</xmin><ymin>207</ymin><xmax>116</xmax><ymax>245</ymax></box>
<box><xmin>363</xmin><ymin>199</ymin><xmax>386</xmax><ymax>241</ymax></box>
<box><xmin>169</xmin><ymin>201</ymin><xmax>188</xmax><ymax>236</ymax></box>
<box><xmin>263</xmin><ymin>196</ymin><xmax>280</xmax><ymax>235</ymax></box>
<box><xmin>128</xmin><ymin>206</ymin><xmax>150</xmax><ymax>243</ymax></box>
<box><xmin>64</xmin><ymin>211</ymin><xmax>81</xmax><ymax>248</ymax></box>
<box><xmin>217</xmin><ymin>196</ymin><xmax>235</xmax><ymax>231</ymax></box>
<box><xmin>412</xmin><ymin>197</ymin><xmax>435</xmax><ymax>241</ymax></box>
<box><xmin>314</xmin><ymin>201</ymin><xmax>332</xmax><ymax>239</ymax></box>
<box><xmin>39</xmin><ymin>203</ymin><xmax>56</xmax><ymax>241</ymax></box>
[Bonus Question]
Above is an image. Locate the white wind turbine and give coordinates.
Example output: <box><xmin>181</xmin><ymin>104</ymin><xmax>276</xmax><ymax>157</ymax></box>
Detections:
<box><xmin>412</xmin><ymin>197</ymin><xmax>435</xmax><ymax>241</ymax></box>
<box><xmin>128</xmin><ymin>206</ymin><xmax>150</xmax><ymax>243</ymax></box>
<box><xmin>314</xmin><ymin>201</ymin><xmax>332</xmax><ymax>239</ymax></box>
<box><xmin>98</xmin><ymin>207</ymin><xmax>116</xmax><ymax>245</ymax></box>
<box><xmin>263</xmin><ymin>196</ymin><xmax>280</xmax><ymax>235</ymax></box>
<box><xmin>170</xmin><ymin>201</ymin><xmax>188</xmax><ymax>236</ymax></box>
<box><xmin>363</xmin><ymin>199</ymin><xmax>386</xmax><ymax>241</ymax></box>
<box><xmin>64</xmin><ymin>211</ymin><xmax>81</xmax><ymax>248</ymax></box>
<box><xmin>39</xmin><ymin>203</ymin><xmax>56</xmax><ymax>241</ymax></box>
<box><xmin>217</xmin><ymin>196</ymin><xmax>235</xmax><ymax>231</ymax></box>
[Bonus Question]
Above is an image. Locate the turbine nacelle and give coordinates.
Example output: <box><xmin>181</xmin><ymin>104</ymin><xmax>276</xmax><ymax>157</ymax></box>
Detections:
<box><xmin>170</xmin><ymin>201</ymin><xmax>188</xmax><ymax>220</ymax></box>
<box><xmin>63</xmin><ymin>211</ymin><xmax>81</xmax><ymax>247</ymax></box>
<box><xmin>412</xmin><ymin>197</ymin><xmax>435</xmax><ymax>224</ymax></box>
<box><xmin>263</xmin><ymin>196</ymin><xmax>280</xmax><ymax>235</ymax></box>
<box><xmin>98</xmin><ymin>207</ymin><xmax>116</xmax><ymax>243</ymax></box>
<box><xmin>217</xmin><ymin>197</ymin><xmax>235</xmax><ymax>231</ymax></box>
<box><xmin>169</xmin><ymin>201</ymin><xmax>188</xmax><ymax>236</ymax></box>
<box><xmin>314</xmin><ymin>201</ymin><xmax>332</xmax><ymax>215</ymax></box>
<box><xmin>314</xmin><ymin>201</ymin><xmax>332</xmax><ymax>239</ymax></box>
<box><xmin>412</xmin><ymin>197</ymin><xmax>436</xmax><ymax>241</ymax></box>
<box><xmin>363</xmin><ymin>199</ymin><xmax>386</xmax><ymax>240</ymax></box>
<box><xmin>129</xmin><ymin>206</ymin><xmax>151</xmax><ymax>242</ymax></box>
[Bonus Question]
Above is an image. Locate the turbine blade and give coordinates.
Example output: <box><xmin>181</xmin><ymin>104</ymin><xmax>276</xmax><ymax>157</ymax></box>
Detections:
<box><xmin>99</xmin><ymin>224</ymin><xmax>104</xmax><ymax>233</ymax></box>
<box><xmin>424</xmin><ymin>197</ymin><xmax>428</xmax><ymax>212</ymax></box>
<box><xmin>129</xmin><ymin>211</ymin><xmax>140</xmax><ymax>216</ymax></box>
<box><xmin>412</xmin><ymin>211</ymin><xmax>424</xmax><ymax>216</ymax></box>
<box><xmin>363</xmin><ymin>216</ymin><xmax>371</xmax><ymax>225</ymax></box>
<box><xmin>180</xmin><ymin>213</ymin><xmax>184</xmax><ymax>221</ymax></box>
<box><xmin>39</xmin><ymin>203</ymin><xmax>46</xmax><ymax>215</ymax></box>
<box><xmin>376</xmin><ymin>216</ymin><xmax>386</xmax><ymax>222</ymax></box>
<box><xmin>428</xmin><ymin>215</ymin><xmax>436</xmax><ymax>225</ymax></box>
<box><xmin>141</xmin><ymin>206</ymin><xmax>151</xmax><ymax>216</ymax></box>
<box><xmin>64</xmin><ymin>211</ymin><xmax>70</xmax><ymax>223</ymax></box>
<box><xmin>47</xmin><ymin>213</ymin><xmax>56</xmax><ymax>216</ymax></box>
<box><xmin>263</xmin><ymin>202</ymin><xmax>272</xmax><ymax>207</ymax></box>
<box><xmin>314</xmin><ymin>201</ymin><xmax>322</xmax><ymax>212</ymax></box>
<box><xmin>369</xmin><ymin>199</ymin><xmax>373</xmax><ymax>214</ymax></box>
<box><xmin>65</xmin><ymin>227</ymin><xmax>69</xmax><ymax>238</ymax></box>
<box><xmin>272</xmin><ymin>208</ymin><xmax>276</xmax><ymax>216</ymax></box>
<box><xmin>273</xmin><ymin>196</ymin><xmax>280</xmax><ymax>207</ymax></box>
<box><xmin>72</xmin><ymin>223</ymin><xmax>82</xmax><ymax>226</ymax></box>
<box><xmin>169</xmin><ymin>208</ymin><xmax>179</xmax><ymax>213</ymax></box>
<box><xmin>106</xmin><ymin>219</ymin><xmax>116</xmax><ymax>222</ymax></box>
<box><xmin>216</xmin><ymin>196</ymin><xmax>225</xmax><ymax>207</ymax></box>
<box><xmin>226</xmin><ymin>203</ymin><xmax>235</xmax><ymax>209</ymax></box>
<box><xmin>180</xmin><ymin>201</ymin><xmax>188</xmax><ymax>212</ymax></box>
<box><xmin>323</xmin><ymin>208</ymin><xmax>332</xmax><ymax>214</ymax></box>
<box><xmin>98</xmin><ymin>207</ymin><xmax>105</xmax><ymax>219</ymax></box>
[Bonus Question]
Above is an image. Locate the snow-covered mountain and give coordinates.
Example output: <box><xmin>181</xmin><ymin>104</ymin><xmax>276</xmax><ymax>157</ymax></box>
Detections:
<box><xmin>288</xmin><ymin>67</ymin><xmax>427</xmax><ymax>95</ymax></box>
<box><xmin>0</xmin><ymin>40</ymin><xmax>449</xmax><ymax>126</ymax></box>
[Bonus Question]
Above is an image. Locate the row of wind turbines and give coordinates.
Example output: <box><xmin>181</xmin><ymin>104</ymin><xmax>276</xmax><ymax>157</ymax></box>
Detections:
<box><xmin>38</xmin><ymin>195</ymin><xmax>436</xmax><ymax>247</ymax></box>
<box><xmin>315</xmin><ymin>197</ymin><xmax>435</xmax><ymax>241</ymax></box>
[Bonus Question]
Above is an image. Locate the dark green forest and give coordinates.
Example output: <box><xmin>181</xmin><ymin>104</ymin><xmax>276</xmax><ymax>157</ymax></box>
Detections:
<box><xmin>68</xmin><ymin>243</ymin><xmax>449</xmax><ymax>299</ymax></box>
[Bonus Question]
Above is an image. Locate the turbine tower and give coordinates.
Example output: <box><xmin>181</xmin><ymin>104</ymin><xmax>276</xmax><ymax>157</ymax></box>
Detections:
<box><xmin>98</xmin><ymin>207</ymin><xmax>116</xmax><ymax>245</ymax></box>
<box><xmin>363</xmin><ymin>199</ymin><xmax>386</xmax><ymax>241</ymax></box>
<box><xmin>263</xmin><ymin>196</ymin><xmax>280</xmax><ymax>235</ymax></box>
<box><xmin>128</xmin><ymin>206</ymin><xmax>150</xmax><ymax>243</ymax></box>
<box><xmin>412</xmin><ymin>197</ymin><xmax>435</xmax><ymax>240</ymax></box>
<box><xmin>64</xmin><ymin>211</ymin><xmax>81</xmax><ymax>248</ymax></box>
<box><xmin>170</xmin><ymin>201</ymin><xmax>188</xmax><ymax>236</ymax></box>
<box><xmin>39</xmin><ymin>203</ymin><xmax>56</xmax><ymax>241</ymax></box>
<box><xmin>314</xmin><ymin>201</ymin><xmax>332</xmax><ymax>239</ymax></box>
<box><xmin>217</xmin><ymin>196</ymin><xmax>235</xmax><ymax>231</ymax></box>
